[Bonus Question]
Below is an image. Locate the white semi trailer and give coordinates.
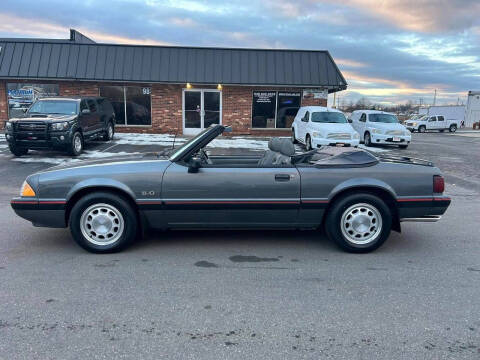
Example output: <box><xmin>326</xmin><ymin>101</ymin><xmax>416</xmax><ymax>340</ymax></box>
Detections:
<box><xmin>418</xmin><ymin>105</ymin><xmax>466</xmax><ymax>125</ymax></box>
<box><xmin>465</xmin><ymin>91</ymin><xmax>480</xmax><ymax>128</ymax></box>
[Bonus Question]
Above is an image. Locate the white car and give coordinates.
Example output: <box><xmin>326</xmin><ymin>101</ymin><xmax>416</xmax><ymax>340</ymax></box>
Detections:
<box><xmin>405</xmin><ymin>115</ymin><xmax>458</xmax><ymax>133</ymax></box>
<box><xmin>350</xmin><ymin>110</ymin><xmax>411</xmax><ymax>149</ymax></box>
<box><xmin>291</xmin><ymin>106</ymin><xmax>360</xmax><ymax>150</ymax></box>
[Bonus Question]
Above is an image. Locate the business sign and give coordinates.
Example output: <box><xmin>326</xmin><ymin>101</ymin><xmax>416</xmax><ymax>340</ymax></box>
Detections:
<box><xmin>7</xmin><ymin>83</ymin><xmax>59</xmax><ymax>118</ymax></box>
<box><xmin>303</xmin><ymin>89</ymin><xmax>328</xmax><ymax>99</ymax></box>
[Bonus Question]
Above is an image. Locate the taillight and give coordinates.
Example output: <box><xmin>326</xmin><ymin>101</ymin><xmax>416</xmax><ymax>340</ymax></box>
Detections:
<box><xmin>433</xmin><ymin>175</ymin><xmax>445</xmax><ymax>194</ymax></box>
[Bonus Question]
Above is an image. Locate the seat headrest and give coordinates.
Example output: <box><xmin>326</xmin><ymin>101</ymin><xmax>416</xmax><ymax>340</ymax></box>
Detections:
<box><xmin>278</xmin><ymin>138</ymin><xmax>295</xmax><ymax>156</ymax></box>
<box><xmin>268</xmin><ymin>137</ymin><xmax>282</xmax><ymax>152</ymax></box>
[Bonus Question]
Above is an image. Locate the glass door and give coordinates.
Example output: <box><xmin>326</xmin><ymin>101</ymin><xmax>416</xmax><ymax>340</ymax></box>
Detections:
<box><xmin>183</xmin><ymin>90</ymin><xmax>221</xmax><ymax>135</ymax></box>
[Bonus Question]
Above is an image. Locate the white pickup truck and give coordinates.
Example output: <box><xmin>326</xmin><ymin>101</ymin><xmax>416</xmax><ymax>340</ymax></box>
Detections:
<box><xmin>405</xmin><ymin>115</ymin><xmax>458</xmax><ymax>133</ymax></box>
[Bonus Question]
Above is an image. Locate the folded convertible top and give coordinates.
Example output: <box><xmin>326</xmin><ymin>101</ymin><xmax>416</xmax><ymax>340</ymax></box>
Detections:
<box><xmin>293</xmin><ymin>147</ymin><xmax>378</xmax><ymax>167</ymax></box>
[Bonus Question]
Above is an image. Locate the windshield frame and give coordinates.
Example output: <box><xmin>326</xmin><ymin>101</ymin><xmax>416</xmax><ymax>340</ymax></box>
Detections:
<box><xmin>368</xmin><ymin>113</ymin><xmax>399</xmax><ymax>124</ymax></box>
<box><xmin>169</xmin><ymin>125</ymin><xmax>224</xmax><ymax>162</ymax></box>
<box><xmin>310</xmin><ymin>111</ymin><xmax>348</xmax><ymax>124</ymax></box>
<box><xmin>27</xmin><ymin>99</ymin><xmax>79</xmax><ymax>116</ymax></box>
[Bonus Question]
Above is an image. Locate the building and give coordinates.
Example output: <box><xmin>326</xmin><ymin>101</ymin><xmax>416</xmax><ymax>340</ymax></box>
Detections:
<box><xmin>0</xmin><ymin>29</ymin><xmax>347</xmax><ymax>135</ymax></box>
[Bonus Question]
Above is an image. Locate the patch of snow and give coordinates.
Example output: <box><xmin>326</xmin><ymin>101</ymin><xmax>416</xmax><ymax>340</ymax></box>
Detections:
<box><xmin>115</xmin><ymin>133</ymin><xmax>186</xmax><ymax>146</ymax></box>
<box><xmin>357</xmin><ymin>144</ymin><xmax>389</xmax><ymax>153</ymax></box>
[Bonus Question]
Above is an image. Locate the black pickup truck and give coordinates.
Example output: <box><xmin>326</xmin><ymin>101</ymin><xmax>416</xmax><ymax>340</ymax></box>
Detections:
<box><xmin>5</xmin><ymin>96</ymin><xmax>115</xmax><ymax>156</ymax></box>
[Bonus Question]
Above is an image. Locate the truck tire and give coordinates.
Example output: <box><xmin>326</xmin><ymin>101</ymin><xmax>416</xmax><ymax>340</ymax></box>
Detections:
<box><xmin>419</xmin><ymin>126</ymin><xmax>426</xmax><ymax>133</ymax></box>
<box><xmin>69</xmin><ymin>131</ymin><xmax>84</xmax><ymax>156</ymax></box>
<box><xmin>103</xmin><ymin>121</ymin><xmax>114</xmax><ymax>141</ymax></box>
<box><xmin>449</xmin><ymin>124</ymin><xmax>457</xmax><ymax>133</ymax></box>
<box><xmin>69</xmin><ymin>191</ymin><xmax>138</xmax><ymax>253</ymax></box>
<box><xmin>8</xmin><ymin>144</ymin><xmax>28</xmax><ymax>157</ymax></box>
<box><xmin>324</xmin><ymin>193</ymin><xmax>392</xmax><ymax>253</ymax></box>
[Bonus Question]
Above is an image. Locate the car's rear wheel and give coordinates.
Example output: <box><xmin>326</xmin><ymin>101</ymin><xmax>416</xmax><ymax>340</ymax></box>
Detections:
<box><xmin>69</xmin><ymin>131</ymin><xmax>83</xmax><ymax>156</ymax></box>
<box><xmin>291</xmin><ymin>128</ymin><xmax>298</xmax><ymax>144</ymax></box>
<box><xmin>305</xmin><ymin>134</ymin><xmax>313</xmax><ymax>150</ymax></box>
<box><xmin>69</xmin><ymin>192</ymin><xmax>138</xmax><ymax>253</ymax></box>
<box><xmin>103</xmin><ymin>122</ymin><xmax>114</xmax><ymax>141</ymax></box>
<box><xmin>364</xmin><ymin>132</ymin><xmax>372</xmax><ymax>146</ymax></box>
<box><xmin>449</xmin><ymin>124</ymin><xmax>457</xmax><ymax>133</ymax></box>
<box><xmin>324</xmin><ymin>193</ymin><xmax>392</xmax><ymax>253</ymax></box>
<box><xmin>419</xmin><ymin>125</ymin><xmax>426</xmax><ymax>133</ymax></box>
<box><xmin>439</xmin><ymin>129</ymin><xmax>445</xmax><ymax>133</ymax></box>
<box><xmin>9</xmin><ymin>144</ymin><xmax>28</xmax><ymax>157</ymax></box>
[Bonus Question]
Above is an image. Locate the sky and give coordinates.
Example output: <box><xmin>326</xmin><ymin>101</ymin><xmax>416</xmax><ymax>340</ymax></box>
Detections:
<box><xmin>1</xmin><ymin>0</ymin><xmax>479</xmax><ymax>106</ymax></box>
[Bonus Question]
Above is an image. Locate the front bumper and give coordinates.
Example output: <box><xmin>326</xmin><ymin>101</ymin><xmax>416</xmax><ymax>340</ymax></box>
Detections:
<box><xmin>312</xmin><ymin>137</ymin><xmax>360</xmax><ymax>148</ymax></box>
<box><xmin>11</xmin><ymin>198</ymin><xmax>67</xmax><ymax>228</ymax></box>
<box><xmin>6</xmin><ymin>130</ymin><xmax>72</xmax><ymax>149</ymax></box>
<box><xmin>371</xmin><ymin>133</ymin><xmax>411</xmax><ymax>145</ymax></box>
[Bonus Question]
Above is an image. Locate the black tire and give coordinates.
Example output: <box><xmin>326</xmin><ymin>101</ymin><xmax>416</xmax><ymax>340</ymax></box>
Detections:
<box><xmin>103</xmin><ymin>121</ymin><xmax>114</xmax><ymax>141</ymax></box>
<box><xmin>364</xmin><ymin>132</ymin><xmax>372</xmax><ymax>146</ymax></box>
<box><xmin>305</xmin><ymin>134</ymin><xmax>312</xmax><ymax>150</ymax></box>
<box><xmin>449</xmin><ymin>124</ymin><xmax>457</xmax><ymax>133</ymax></box>
<box><xmin>419</xmin><ymin>125</ymin><xmax>426</xmax><ymax>133</ymax></box>
<box><xmin>8</xmin><ymin>144</ymin><xmax>28</xmax><ymax>157</ymax></box>
<box><xmin>291</xmin><ymin>128</ymin><xmax>298</xmax><ymax>144</ymax></box>
<box><xmin>324</xmin><ymin>193</ymin><xmax>392</xmax><ymax>253</ymax></box>
<box><xmin>69</xmin><ymin>131</ymin><xmax>83</xmax><ymax>156</ymax></box>
<box><xmin>399</xmin><ymin>144</ymin><xmax>408</xmax><ymax>149</ymax></box>
<box><xmin>69</xmin><ymin>191</ymin><xmax>138</xmax><ymax>253</ymax></box>
<box><xmin>439</xmin><ymin>129</ymin><xmax>445</xmax><ymax>133</ymax></box>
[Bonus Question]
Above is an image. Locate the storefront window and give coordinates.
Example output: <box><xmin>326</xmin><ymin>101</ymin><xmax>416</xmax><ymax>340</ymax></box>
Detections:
<box><xmin>7</xmin><ymin>83</ymin><xmax>59</xmax><ymax>119</ymax></box>
<box><xmin>99</xmin><ymin>86</ymin><xmax>151</xmax><ymax>126</ymax></box>
<box><xmin>252</xmin><ymin>91</ymin><xmax>301</xmax><ymax>128</ymax></box>
<box><xmin>252</xmin><ymin>91</ymin><xmax>276</xmax><ymax>128</ymax></box>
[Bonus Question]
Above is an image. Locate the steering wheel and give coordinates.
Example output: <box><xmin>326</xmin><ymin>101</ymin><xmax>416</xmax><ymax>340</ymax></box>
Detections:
<box><xmin>199</xmin><ymin>148</ymin><xmax>212</xmax><ymax>165</ymax></box>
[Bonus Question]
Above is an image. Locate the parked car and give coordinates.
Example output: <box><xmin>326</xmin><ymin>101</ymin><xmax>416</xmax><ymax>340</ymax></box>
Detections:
<box><xmin>5</xmin><ymin>97</ymin><xmax>116</xmax><ymax>156</ymax></box>
<box><xmin>291</xmin><ymin>106</ymin><xmax>360</xmax><ymax>150</ymax></box>
<box><xmin>11</xmin><ymin>125</ymin><xmax>450</xmax><ymax>254</ymax></box>
<box><xmin>350</xmin><ymin>110</ymin><xmax>411</xmax><ymax>148</ymax></box>
<box><xmin>405</xmin><ymin>115</ymin><xmax>458</xmax><ymax>133</ymax></box>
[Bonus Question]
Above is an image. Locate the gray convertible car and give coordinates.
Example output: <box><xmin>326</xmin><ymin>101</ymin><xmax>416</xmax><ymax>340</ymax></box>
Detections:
<box><xmin>11</xmin><ymin>125</ymin><xmax>450</xmax><ymax>253</ymax></box>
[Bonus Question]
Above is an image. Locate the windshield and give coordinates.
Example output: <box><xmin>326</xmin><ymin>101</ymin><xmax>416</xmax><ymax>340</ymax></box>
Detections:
<box><xmin>369</xmin><ymin>114</ymin><xmax>398</xmax><ymax>123</ymax></box>
<box><xmin>28</xmin><ymin>100</ymin><xmax>78</xmax><ymax>115</ymax></box>
<box><xmin>311</xmin><ymin>112</ymin><xmax>347</xmax><ymax>123</ymax></box>
<box><xmin>169</xmin><ymin>127</ymin><xmax>212</xmax><ymax>160</ymax></box>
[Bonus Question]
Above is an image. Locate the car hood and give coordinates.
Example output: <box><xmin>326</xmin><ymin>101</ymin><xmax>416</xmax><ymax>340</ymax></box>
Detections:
<box><xmin>314</xmin><ymin>123</ymin><xmax>357</xmax><ymax>133</ymax></box>
<box><xmin>10</xmin><ymin>114</ymin><xmax>77</xmax><ymax>122</ymax></box>
<box><xmin>45</xmin><ymin>153</ymin><xmax>169</xmax><ymax>172</ymax></box>
<box><xmin>368</xmin><ymin>122</ymin><xmax>407</xmax><ymax>131</ymax></box>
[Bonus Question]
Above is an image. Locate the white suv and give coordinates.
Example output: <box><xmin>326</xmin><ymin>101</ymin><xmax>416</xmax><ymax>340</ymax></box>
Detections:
<box><xmin>291</xmin><ymin>106</ymin><xmax>360</xmax><ymax>150</ymax></box>
<box><xmin>350</xmin><ymin>110</ymin><xmax>411</xmax><ymax>149</ymax></box>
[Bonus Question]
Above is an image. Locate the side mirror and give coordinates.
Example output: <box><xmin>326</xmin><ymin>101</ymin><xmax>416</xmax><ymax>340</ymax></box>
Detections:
<box><xmin>188</xmin><ymin>157</ymin><xmax>202</xmax><ymax>173</ymax></box>
<box><xmin>81</xmin><ymin>109</ymin><xmax>91</xmax><ymax>115</ymax></box>
<box><xmin>348</xmin><ymin>118</ymin><xmax>353</xmax><ymax>123</ymax></box>
<box><xmin>23</xmin><ymin>108</ymin><xmax>28</xmax><ymax>113</ymax></box>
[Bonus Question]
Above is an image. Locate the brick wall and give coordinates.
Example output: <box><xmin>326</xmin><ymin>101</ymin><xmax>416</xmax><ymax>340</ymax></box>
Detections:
<box><xmin>0</xmin><ymin>79</ymin><xmax>329</xmax><ymax>135</ymax></box>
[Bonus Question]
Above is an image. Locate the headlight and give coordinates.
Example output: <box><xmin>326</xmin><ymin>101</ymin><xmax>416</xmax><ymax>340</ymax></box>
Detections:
<box><xmin>6</xmin><ymin>121</ymin><xmax>12</xmax><ymax>131</ymax></box>
<box><xmin>20</xmin><ymin>181</ymin><xmax>36</xmax><ymax>197</ymax></box>
<box><xmin>51</xmin><ymin>122</ymin><xmax>70</xmax><ymax>131</ymax></box>
<box><xmin>371</xmin><ymin>128</ymin><xmax>383</xmax><ymax>134</ymax></box>
<box><xmin>412</xmin><ymin>122</ymin><xmax>417</xmax><ymax>127</ymax></box>
<box><xmin>311</xmin><ymin>131</ymin><xmax>323</xmax><ymax>138</ymax></box>
<box><xmin>353</xmin><ymin>132</ymin><xmax>360</xmax><ymax>139</ymax></box>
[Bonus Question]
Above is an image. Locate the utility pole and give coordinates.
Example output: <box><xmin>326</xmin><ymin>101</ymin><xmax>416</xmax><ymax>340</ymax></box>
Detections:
<box><xmin>433</xmin><ymin>89</ymin><xmax>437</xmax><ymax>106</ymax></box>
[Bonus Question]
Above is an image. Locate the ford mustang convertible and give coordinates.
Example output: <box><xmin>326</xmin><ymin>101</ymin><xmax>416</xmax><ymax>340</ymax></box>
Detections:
<box><xmin>11</xmin><ymin>125</ymin><xmax>451</xmax><ymax>253</ymax></box>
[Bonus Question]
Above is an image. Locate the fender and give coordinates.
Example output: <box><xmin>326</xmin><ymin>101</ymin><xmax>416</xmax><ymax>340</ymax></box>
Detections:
<box><xmin>66</xmin><ymin>178</ymin><xmax>137</xmax><ymax>203</ymax></box>
<box><xmin>328</xmin><ymin>177</ymin><xmax>397</xmax><ymax>201</ymax></box>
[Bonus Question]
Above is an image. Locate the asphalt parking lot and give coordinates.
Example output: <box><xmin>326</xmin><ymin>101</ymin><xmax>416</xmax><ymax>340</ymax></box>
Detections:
<box><xmin>0</xmin><ymin>131</ymin><xmax>479</xmax><ymax>359</ymax></box>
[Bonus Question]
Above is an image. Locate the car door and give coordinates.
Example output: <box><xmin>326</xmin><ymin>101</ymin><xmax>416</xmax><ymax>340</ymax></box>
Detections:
<box><xmin>358</xmin><ymin>113</ymin><xmax>367</xmax><ymax>138</ymax></box>
<box><xmin>78</xmin><ymin>99</ymin><xmax>90</xmax><ymax>131</ymax></box>
<box><xmin>161</xmin><ymin>162</ymin><xmax>301</xmax><ymax>227</ymax></box>
<box><xmin>299</xmin><ymin>111</ymin><xmax>309</xmax><ymax>142</ymax></box>
<box><xmin>437</xmin><ymin>115</ymin><xmax>445</xmax><ymax>129</ymax></box>
<box><xmin>86</xmin><ymin>99</ymin><xmax>101</xmax><ymax>133</ymax></box>
<box><xmin>427</xmin><ymin>116</ymin><xmax>437</xmax><ymax>130</ymax></box>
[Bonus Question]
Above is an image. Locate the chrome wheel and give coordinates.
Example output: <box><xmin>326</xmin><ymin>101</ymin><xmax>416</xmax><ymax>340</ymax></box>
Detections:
<box><xmin>340</xmin><ymin>203</ymin><xmax>382</xmax><ymax>245</ymax></box>
<box><xmin>80</xmin><ymin>203</ymin><xmax>124</xmax><ymax>246</ymax></box>
<box><xmin>74</xmin><ymin>134</ymin><xmax>82</xmax><ymax>153</ymax></box>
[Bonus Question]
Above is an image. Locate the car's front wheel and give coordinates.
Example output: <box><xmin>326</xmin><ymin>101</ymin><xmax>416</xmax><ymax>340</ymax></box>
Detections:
<box><xmin>418</xmin><ymin>125</ymin><xmax>426</xmax><ymax>133</ymax></box>
<box><xmin>364</xmin><ymin>132</ymin><xmax>372</xmax><ymax>146</ymax></box>
<box><xmin>305</xmin><ymin>134</ymin><xmax>312</xmax><ymax>150</ymax></box>
<box><xmin>69</xmin><ymin>131</ymin><xmax>84</xmax><ymax>156</ymax></box>
<box><xmin>324</xmin><ymin>193</ymin><xmax>392</xmax><ymax>253</ymax></box>
<box><xmin>449</xmin><ymin>124</ymin><xmax>457</xmax><ymax>133</ymax></box>
<box><xmin>291</xmin><ymin>128</ymin><xmax>298</xmax><ymax>144</ymax></box>
<box><xmin>69</xmin><ymin>192</ymin><xmax>138</xmax><ymax>253</ymax></box>
<box><xmin>9</xmin><ymin>144</ymin><xmax>28</xmax><ymax>157</ymax></box>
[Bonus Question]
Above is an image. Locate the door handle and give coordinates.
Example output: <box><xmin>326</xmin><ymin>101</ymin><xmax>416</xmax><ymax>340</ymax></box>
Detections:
<box><xmin>275</xmin><ymin>174</ymin><xmax>291</xmax><ymax>182</ymax></box>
